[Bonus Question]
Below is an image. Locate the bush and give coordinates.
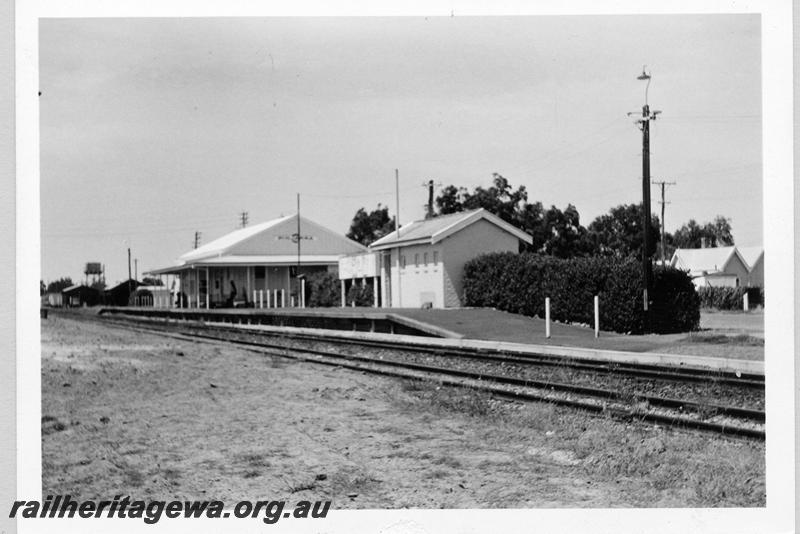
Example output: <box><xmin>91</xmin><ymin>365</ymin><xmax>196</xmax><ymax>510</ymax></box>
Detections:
<box><xmin>463</xmin><ymin>253</ymin><xmax>700</xmax><ymax>334</ymax></box>
<box><xmin>346</xmin><ymin>282</ymin><xmax>374</xmax><ymax>307</ymax></box>
<box><xmin>697</xmin><ymin>286</ymin><xmax>763</xmax><ymax>310</ymax></box>
<box><xmin>306</xmin><ymin>272</ymin><xmax>341</xmax><ymax>307</ymax></box>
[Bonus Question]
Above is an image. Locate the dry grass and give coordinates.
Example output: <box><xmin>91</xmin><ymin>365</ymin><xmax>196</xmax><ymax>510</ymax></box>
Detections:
<box><xmin>394</xmin><ymin>379</ymin><xmax>765</xmax><ymax>507</ymax></box>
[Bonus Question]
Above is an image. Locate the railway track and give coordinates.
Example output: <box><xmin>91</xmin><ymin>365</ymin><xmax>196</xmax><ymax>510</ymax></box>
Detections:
<box><xmin>65</xmin><ymin>311</ymin><xmax>766</xmax><ymax>440</ymax></box>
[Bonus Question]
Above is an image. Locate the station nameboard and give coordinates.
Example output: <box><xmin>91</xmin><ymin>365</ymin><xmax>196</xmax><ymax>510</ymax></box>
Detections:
<box><xmin>338</xmin><ymin>252</ymin><xmax>380</xmax><ymax>279</ymax></box>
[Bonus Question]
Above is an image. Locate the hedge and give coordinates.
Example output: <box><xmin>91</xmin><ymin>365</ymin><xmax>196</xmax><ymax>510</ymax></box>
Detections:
<box><xmin>463</xmin><ymin>252</ymin><xmax>700</xmax><ymax>334</ymax></box>
<box><xmin>306</xmin><ymin>272</ymin><xmax>341</xmax><ymax>307</ymax></box>
<box><xmin>696</xmin><ymin>286</ymin><xmax>764</xmax><ymax>310</ymax></box>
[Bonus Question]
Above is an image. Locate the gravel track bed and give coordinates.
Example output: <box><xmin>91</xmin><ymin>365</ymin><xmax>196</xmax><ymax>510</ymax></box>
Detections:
<box><xmin>198</xmin><ymin>327</ymin><xmax>764</xmax><ymax>413</ymax></box>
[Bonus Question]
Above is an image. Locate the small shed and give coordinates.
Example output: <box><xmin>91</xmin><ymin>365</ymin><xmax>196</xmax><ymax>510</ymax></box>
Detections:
<box><xmin>368</xmin><ymin>208</ymin><xmax>533</xmax><ymax>308</ymax></box>
<box><xmin>104</xmin><ymin>279</ymin><xmax>142</xmax><ymax>306</ymax></box>
<box><xmin>737</xmin><ymin>246</ymin><xmax>764</xmax><ymax>288</ymax></box>
<box><xmin>670</xmin><ymin>246</ymin><xmax>750</xmax><ymax>288</ymax></box>
<box><xmin>62</xmin><ymin>284</ymin><xmax>101</xmax><ymax>307</ymax></box>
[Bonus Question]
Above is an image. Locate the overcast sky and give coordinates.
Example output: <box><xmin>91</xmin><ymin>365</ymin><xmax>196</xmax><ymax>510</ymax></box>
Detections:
<box><xmin>39</xmin><ymin>15</ymin><xmax>761</xmax><ymax>285</ymax></box>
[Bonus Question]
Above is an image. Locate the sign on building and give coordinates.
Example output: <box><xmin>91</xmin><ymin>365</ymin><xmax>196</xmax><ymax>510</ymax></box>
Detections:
<box><xmin>338</xmin><ymin>252</ymin><xmax>380</xmax><ymax>279</ymax></box>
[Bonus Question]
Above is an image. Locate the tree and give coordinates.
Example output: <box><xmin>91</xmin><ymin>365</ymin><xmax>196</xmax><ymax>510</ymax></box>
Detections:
<box><xmin>541</xmin><ymin>204</ymin><xmax>594</xmax><ymax>258</ymax></box>
<box><xmin>587</xmin><ymin>203</ymin><xmax>660</xmax><ymax>258</ymax></box>
<box><xmin>435</xmin><ymin>174</ymin><xmax>595</xmax><ymax>257</ymax></box>
<box><xmin>673</xmin><ymin>215</ymin><xmax>734</xmax><ymax>249</ymax></box>
<box><xmin>346</xmin><ymin>204</ymin><xmax>395</xmax><ymax>246</ymax></box>
<box><xmin>704</xmin><ymin>215</ymin><xmax>734</xmax><ymax>246</ymax></box>
<box><xmin>46</xmin><ymin>277</ymin><xmax>73</xmax><ymax>293</ymax></box>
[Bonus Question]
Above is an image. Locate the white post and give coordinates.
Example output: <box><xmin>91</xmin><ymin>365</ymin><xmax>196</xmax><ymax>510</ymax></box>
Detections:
<box><xmin>253</xmin><ymin>290</ymin><xmax>256</xmax><ymax>306</ymax></box>
<box><xmin>291</xmin><ymin>296</ymin><xmax>295</xmax><ymax>307</ymax></box>
<box><xmin>594</xmin><ymin>295</ymin><xmax>600</xmax><ymax>338</ymax></box>
<box><xmin>301</xmin><ymin>279</ymin><xmax>306</xmax><ymax>308</ymax></box>
<box><xmin>267</xmin><ymin>289</ymin><xmax>271</xmax><ymax>308</ymax></box>
<box><xmin>545</xmin><ymin>297</ymin><xmax>551</xmax><ymax>339</ymax></box>
<box><xmin>373</xmin><ymin>278</ymin><xmax>378</xmax><ymax>307</ymax></box>
<box><xmin>743</xmin><ymin>292</ymin><xmax>749</xmax><ymax>312</ymax></box>
<box><xmin>341</xmin><ymin>280</ymin><xmax>346</xmax><ymax>307</ymax></box>
<box><xmin>351</xmin><ymin>300</ymin><xmax>355</xmax><ymax>308</ymax></box>
<box><xmin>259</xmin><ymin>290</ymin><xmax>264</xmax><ymax>309</ymax></box>
<box><xmin>281</xmin><ymin>290</ymin><xmax>286</xmax><ymax>308</ymax></box>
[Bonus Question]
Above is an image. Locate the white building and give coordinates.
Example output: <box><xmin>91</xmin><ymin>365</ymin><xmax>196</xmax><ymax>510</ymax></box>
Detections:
<box><xmin>670</xmin><ymin>246</ymin><xmax>751</xmax><ymax>288</ymax></box>
<box><xmin>342</xmin><ymin>208</ymin><xmax>532</xmax><ymax>308</ymax></box>
<box><xmin>737</xmin><ymin>246</ymin><xmax>764</xmax><ymax>287</ymax></box>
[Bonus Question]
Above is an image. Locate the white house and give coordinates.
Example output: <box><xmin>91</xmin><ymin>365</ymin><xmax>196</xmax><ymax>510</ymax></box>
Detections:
<box><xmin>149</xmin><ymin>213</ymin><xmax>366</xmax><ymax>308</ymax></box>
<box><xmin>350</xmin><ymin>208</ymin><xmax>532</xmax><ymax>308</ymax></box>
<box><xmin>669</xmin><ymin>246</ymin><xmax>750</xmax><ymax>288</ymax></box>
<box><xmin>737</xmin><ymin>246</ymin><xmax>764</xmax><ymax>287</ymax></box>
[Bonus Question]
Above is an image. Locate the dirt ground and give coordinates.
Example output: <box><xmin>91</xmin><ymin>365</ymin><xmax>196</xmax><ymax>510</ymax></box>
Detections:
<box><xmin>41</xmin><ymin>314</ymin><xmax>765</xmax><ymax>508</ymax></box>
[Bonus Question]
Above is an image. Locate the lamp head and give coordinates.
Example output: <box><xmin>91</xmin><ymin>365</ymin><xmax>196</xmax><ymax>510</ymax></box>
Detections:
<box><xmin>637</xmin><ymin>66</ymin><xmax>651</xmax><ymax>81</ymax></box>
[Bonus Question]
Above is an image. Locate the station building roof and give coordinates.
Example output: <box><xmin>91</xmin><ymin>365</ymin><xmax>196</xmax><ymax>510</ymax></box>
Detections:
<box><xmin>369</xmin><ymin>208</ymin><xmax>533</xmax><ymax>251</ymax></box>
<box><xmin>147</xmin><ymin>213</ymin><xmax>366</xmax><ymax>275</ymax></box>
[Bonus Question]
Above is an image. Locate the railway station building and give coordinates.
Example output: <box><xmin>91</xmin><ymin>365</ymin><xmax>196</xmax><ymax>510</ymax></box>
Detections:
<box><xmin>148</xmin><ymin>214</ymin><xmax>366</xmax><ymax>308</ymax></box>
<box><xmin>340</xmin><ymin>208</ymin><xmax>533</xmax><ymax>308</ymax></box>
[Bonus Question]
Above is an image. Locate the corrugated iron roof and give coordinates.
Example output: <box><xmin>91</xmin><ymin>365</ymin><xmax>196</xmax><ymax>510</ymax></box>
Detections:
<box><xmin>670</xmin><ymin>246</ymin><xmax>740</xmax><ymax>274</ymax></box>
<box><xmin>370</xmin><ymin>208</ymin><xmax>532</xmax><ymax>249</ymax></box>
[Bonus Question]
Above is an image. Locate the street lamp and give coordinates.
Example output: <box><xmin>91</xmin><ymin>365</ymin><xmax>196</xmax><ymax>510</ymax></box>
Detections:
<box><xmin>628</xmin><ymin>66</ymin><xmax>661</xmax><ymax>330</ymax></box>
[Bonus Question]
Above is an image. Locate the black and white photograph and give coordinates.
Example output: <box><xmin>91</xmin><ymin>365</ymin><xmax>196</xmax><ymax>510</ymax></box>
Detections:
<box><xmin>8</xmin><ymin>1</ymin><xmax>796</xmax><ymax>533</ymax></box>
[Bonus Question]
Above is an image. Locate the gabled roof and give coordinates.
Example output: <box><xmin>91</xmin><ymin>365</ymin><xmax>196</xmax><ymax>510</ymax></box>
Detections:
<box><xmin>147</xmin><ymin>213</ymin><xmax>367</xmax><ymax>275</ymax></box>
<box><xmin>737</xmin><ymin>246</ymin><xmax>764</xmax><ymax>270</ymax></box>
<box><xmin>369</xmin><ymin>208</ymin><xmax>533</xmax><ymax>250</ymax></box>
<box><xmin>180</xmin><ymin>215</ymin><xmax>295</xmax><ymax>262</ymax></box>
<box><xmin>670</xmin><ymin>246</ymin><xmax>747</xmax><ymax>275</ymax></box>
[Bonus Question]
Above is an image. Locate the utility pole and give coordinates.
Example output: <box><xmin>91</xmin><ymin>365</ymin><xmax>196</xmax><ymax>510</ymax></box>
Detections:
<box><xmin>240</xmin><ymin>211</ymin><xmax>249</xmax><ymax>228</ymax></box>
<box><xmin>652</xmin><ymin>180</ymin><xmax>676</xmax><ymax>264</ymax></box>
<box><xmin>395</xmin><ymin>169</ymin><xmax>400</xmax><ymax>237</ymax></box>
<box><xmin>127</xmin><ymin>247</ymin><xmax>132</xmax><ymax>295</ymax></box>
<box><xmin>628</xmin><ymin>66</ymin><xmax>661</xmax><ymax>329</ymax></box>
<box><xmin>134</xmin><ymin>258</ymin><xmax>138</xmax><ymax>282</ymax></box>
<box><xmin>296</xmin><ymin>193</ymin><xmax>301</xmax><ymax>295</ymax></box>
<box><xmin>193</xmin><ymin>231</ymin><xmax>202</xmax><ymax>249</ymax></box>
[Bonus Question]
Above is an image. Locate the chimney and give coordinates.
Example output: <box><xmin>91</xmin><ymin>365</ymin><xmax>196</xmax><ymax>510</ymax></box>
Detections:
<box><xmin>425</xmin><ymin>180</ymin><xmax>435</xmax><ymax>219</ymax></box>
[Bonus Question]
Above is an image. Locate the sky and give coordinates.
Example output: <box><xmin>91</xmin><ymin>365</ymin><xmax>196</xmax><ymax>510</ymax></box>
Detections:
<box><xmin>39</xmin><ymin>15</ymin><xmax>762</xmax><ymax>285</ymax></box>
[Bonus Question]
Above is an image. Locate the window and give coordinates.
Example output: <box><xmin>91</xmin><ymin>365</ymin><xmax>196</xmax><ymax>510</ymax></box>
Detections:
<box><xmin>433</xmin><ymin>251</ymin><xmax>439</xmax><ymax>264</ymax></box>
<box><xmin>423</xmin><ymin>252</ymin><xmax>428</xmax><ymax>265</ymax></box>
<box><xmin>400</xmin><ymin>255</ymin><xmax>406</xmax><ymax>268</ymax></box>
<box><xmin>414</xmin><ymin>253</ymin><xmax>419</xmax><ymax>267</ymax></box>
<box><xmin>255</xmin><ymin>266</ymin><xmax>266</xmax><ymax>279</ymax></box>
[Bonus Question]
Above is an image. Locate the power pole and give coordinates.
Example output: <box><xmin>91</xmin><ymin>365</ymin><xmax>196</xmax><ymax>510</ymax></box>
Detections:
<box><xmin>296</xmin><ymin>193</ymin><xmax>301</xmax><ymax>293</ymax></box>
<box><xmin>193</xmin><ymin>231</ymin><xmax>202</xmax><ymax>249</ymax></box>
<box><xmin>240</xmin><ymin>211</ymin><xmax>249</xmax><ymax>228</ymax></box>
<box><xmin>127</xmin><ymin>247</ymin><xmax>132</xmax><ymax>295</ymax></box>
<box><xmin>652</xmin><ymin>180</ymin><xmax>676</xmax><ymax>264</ymax></box>
<box><xmin>134</xmin><ymin>258</ymin><xmax>138</xmax><ymax>282</ymax></box>
<box><xmin>628</xmin><ymin>67</ymin><xmax>661</xmax><ymax>330</ymax></box>
<box><xmin>395</xmin><ymin>169</ymin><xmax>400</xmax><ymax>237</ymax></box>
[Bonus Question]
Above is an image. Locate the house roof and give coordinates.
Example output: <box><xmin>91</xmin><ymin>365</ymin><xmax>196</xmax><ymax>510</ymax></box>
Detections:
<box><xmin>670</xmin><ymin>246</ymin><xmax>746</xmax><ymax>275</ymax></box>
<box><xmin>369</xmin><ymin>208</ymin><xmax>533</xmax><ymax>250</ymax></box>
<box><xmin>737</xmin><ymin>246</ymin><xmax>764</xmax><ymax>270</ymax></box>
